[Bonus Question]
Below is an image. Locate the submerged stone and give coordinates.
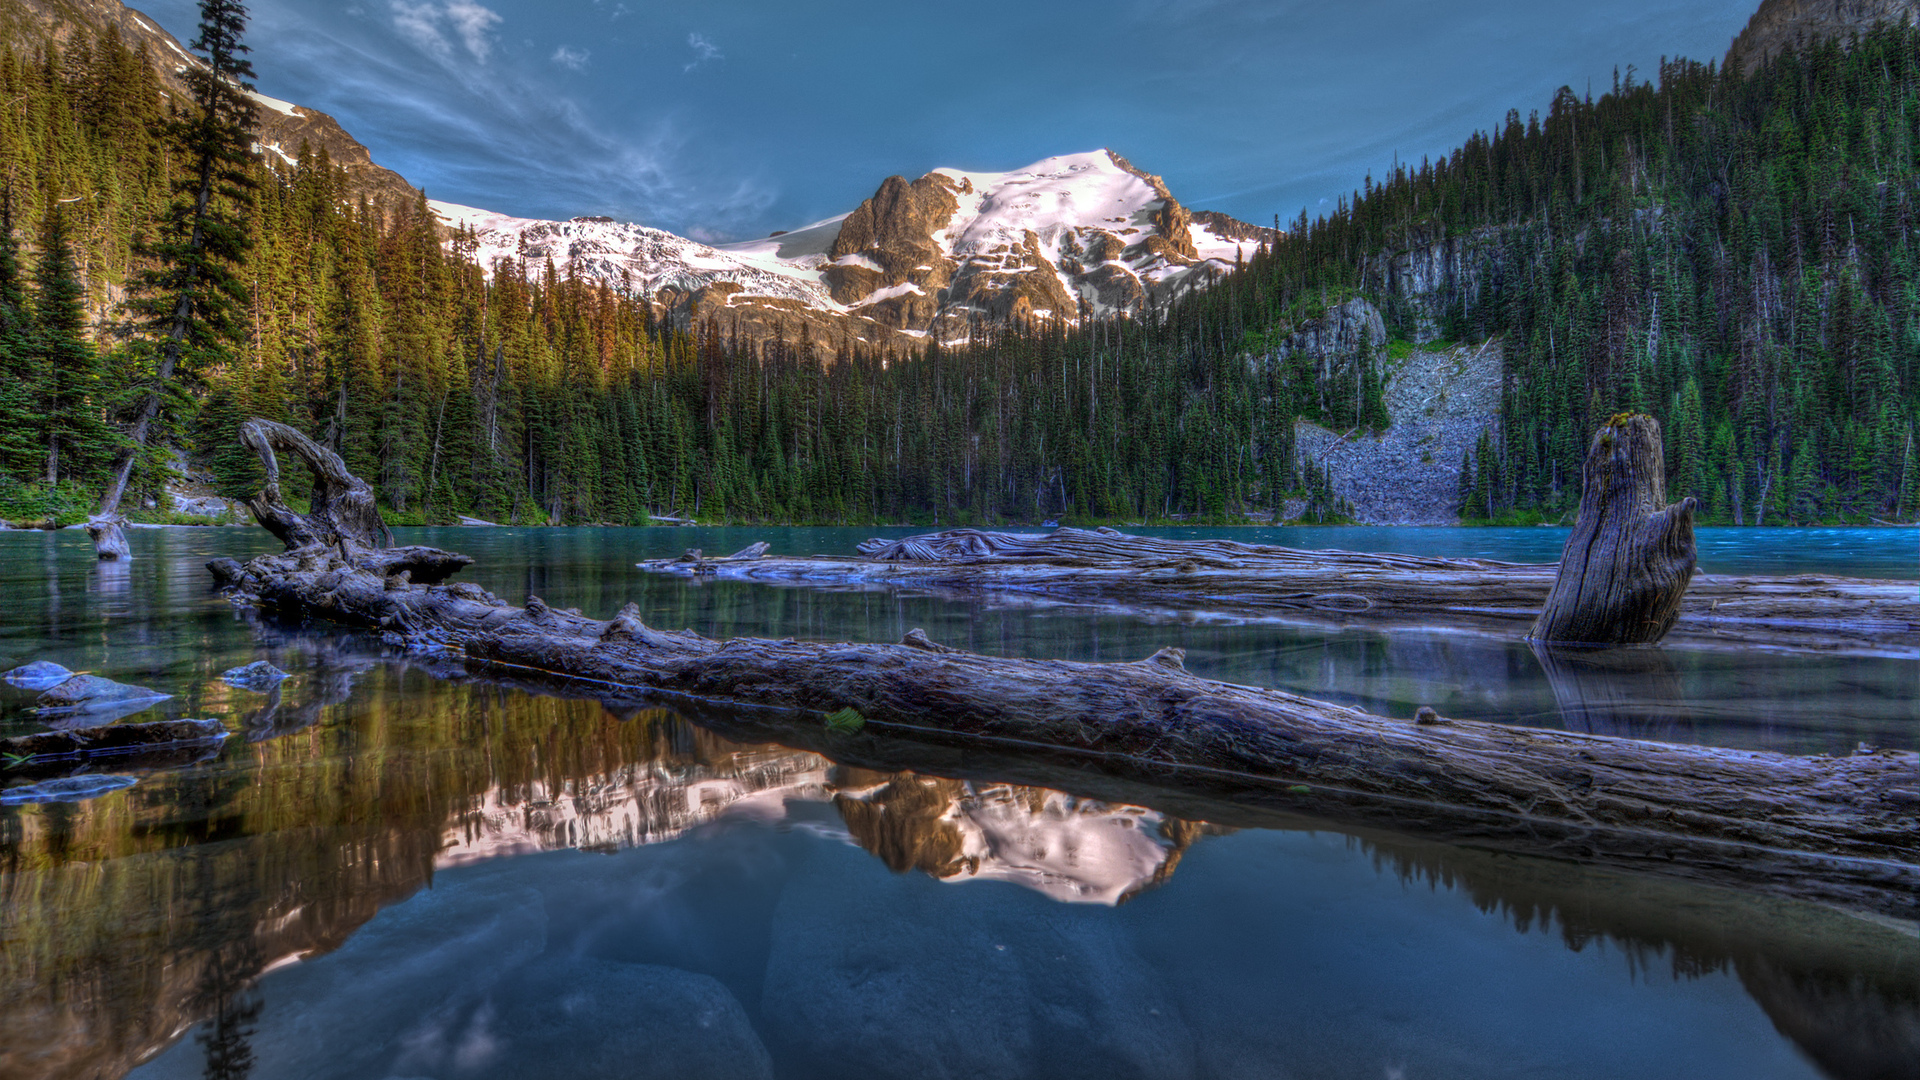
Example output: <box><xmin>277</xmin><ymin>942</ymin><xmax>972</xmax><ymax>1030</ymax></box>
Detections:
<box><xmin>221</xmin><ymin>660</ymin><xmax>290</xmax><ymax>692</ymax></box>
<box><xmin>0</xmin><ymin>774</ymin><xmax>140</xmax><ymax>805</ymax></box>
<box><xmin>2</xmin><ymin>661</ymin><xmax>76</xmax><ymax>692</ymax></box>
<box><xmin>36</xmin><ymin>674</ymin><xmax>170</xmax><ymax>714</ymax></box>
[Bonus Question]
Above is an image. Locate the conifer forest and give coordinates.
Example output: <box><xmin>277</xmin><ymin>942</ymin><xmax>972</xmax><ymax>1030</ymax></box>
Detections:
<box><xmin>1</xmin><ymin>20</ymin><xmax>1916</xmax><ymax>527</ymax></box>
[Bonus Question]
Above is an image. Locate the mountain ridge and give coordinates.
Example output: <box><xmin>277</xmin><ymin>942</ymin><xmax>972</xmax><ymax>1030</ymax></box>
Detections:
<box><xmin>437</xmin><ymin>149</ymin><xmax>1276</xmax><ymax>354</ymax></box>
<box><xmin>1</xmin><ymin>0</ymin><xmax>420</xmax><ymax>210</ymax></box>
<box><xmin>1726</xmin><ymin>0</ymin><xmax>1920</xmax><ymax>73</ymax></box>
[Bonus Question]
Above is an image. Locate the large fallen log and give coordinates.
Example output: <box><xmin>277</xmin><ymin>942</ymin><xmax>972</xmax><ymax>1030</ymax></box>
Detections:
<box><xmin>203</xmin><ymin>534</ymin><xmax>1920</xmax><ymax>917</ymax></box>
<box><xmin>639</xmin><ymin>527</ymin><xmax>1920</xmax><ymax>656</ymax></box>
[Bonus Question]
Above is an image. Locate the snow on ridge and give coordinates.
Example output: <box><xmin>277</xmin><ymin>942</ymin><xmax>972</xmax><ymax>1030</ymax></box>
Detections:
<box><xmin>429</xmin><ymin>199</ymin><xmax>841</xmax><ymax>309</ymax></box>
<box><xmin>246</xmin><ymin>89</ymin><xmax>300</xmax><ymax>117</ymax></box>
<box><xmin>426</xmin><ymin>149</ymin><xmax>1256</xmax><ymax>329</ymax></box>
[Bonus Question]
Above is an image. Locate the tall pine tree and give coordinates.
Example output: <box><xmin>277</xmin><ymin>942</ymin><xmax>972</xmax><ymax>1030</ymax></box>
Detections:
<box><xmin>94</xmin><ymin>0</ymin><xmax>257</xmax><ymax>527</ymax></box>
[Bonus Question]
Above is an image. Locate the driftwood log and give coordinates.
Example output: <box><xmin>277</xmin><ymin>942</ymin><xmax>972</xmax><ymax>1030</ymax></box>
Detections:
<box><xmin>1532</xmin><ymin>415</ymin><xmax>1698</xmax><ymax>645</ymax></box>
<box><xmin>239</xmin><ymin>418</ymin><xmax>393</xmax><ymax>551</ymax></box>
<box><xmin>642</xmin><ymin>526</ymin><xmax>1920</xmax><ymax>656</ymax></box>
<box><xmin>197</xmin><ymin>425</ymin><xmax>1917</xmax><ymax>917</ymax></box>
<box><xmin>85</xmin><ymin>514</ymin><xmax>129</xmax><ymax>560</ymax></box>
<box><xmin>203</xmin><ymin>551</ymin><xmax>1919</xmax><ymax>915</ymax></box>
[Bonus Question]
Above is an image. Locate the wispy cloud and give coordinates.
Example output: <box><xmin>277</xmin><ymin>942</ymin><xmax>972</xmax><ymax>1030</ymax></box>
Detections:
<box><xmin>390</xmin><ymin>0</ymin><xmax>502</xmax><ymax>63</ymax></box>
<box><xmin>683</xmin><ymin>32</ymin><xmax>722</xmax><ymax>73</ymax></box>
<box><xmin>550</xmin><ymin>44</ymin><xmax>589</xmax><ymax>70</ymax></box>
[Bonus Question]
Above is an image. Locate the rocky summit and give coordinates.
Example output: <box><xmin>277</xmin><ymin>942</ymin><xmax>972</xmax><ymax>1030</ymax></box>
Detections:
<box><xmin>1726</xmin><ymin>0</ymin><xmax>1920</xmax><ymax>74</ymax></box>
<box><xmin>435</xmin><ymin>150</ymin><xmax>1274</xmax><ymax>355</ymax></box>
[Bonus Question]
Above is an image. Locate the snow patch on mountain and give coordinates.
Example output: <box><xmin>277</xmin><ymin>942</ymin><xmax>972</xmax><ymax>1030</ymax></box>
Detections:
<box><xmin>431</xmin><ymin>199</ymin><xmax>847</xmax><ymax>310</ymax></box>
<box><xmin>432</xmin><ymin>149</ymin><xmax>1272</xmax><ymax>347</ymax></box>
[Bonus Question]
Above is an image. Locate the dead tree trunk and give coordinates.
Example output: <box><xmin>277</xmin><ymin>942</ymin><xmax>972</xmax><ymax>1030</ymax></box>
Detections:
<box><xmin>202</xmin><ymin>418</ymin><xmax>1918</xmax><ymax>918</ymax></box>
<box><xmin>85</xmin><ymin>516</ymin><xmax>130</xmax><ymax>560</ymax></box>
<box><xmin>1531</xmin><ymin>414</ymin><xmax>1699</xmax><ymax>646</ymax></box>
<box><xmin>238</xmin><ymin>419</ymin><xmax>393</xmax><ymax>551</ymax></box>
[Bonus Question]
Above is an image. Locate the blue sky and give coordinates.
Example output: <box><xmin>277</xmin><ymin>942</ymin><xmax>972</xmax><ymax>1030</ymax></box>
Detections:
<box><xmin>137</xmin><ymin>0</ymin><xmax>1758</xmax><ymax>241</ymax></box>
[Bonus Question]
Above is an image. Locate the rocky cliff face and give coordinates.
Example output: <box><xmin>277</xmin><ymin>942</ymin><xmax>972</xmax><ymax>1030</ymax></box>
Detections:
<box><xmin>1</xmin><ymin>0</ymin><xmax>421</xmax><ymax>211</ymax></box>
<box><xmin>1726</xmin><ymin>0</ymin><xmax>1919</xmax><ymax>74</ymax></box>
<box><xmin>1255</xmin><ymin>296</ymin><xmax>1502</xmax><ymax>524</ymax></box>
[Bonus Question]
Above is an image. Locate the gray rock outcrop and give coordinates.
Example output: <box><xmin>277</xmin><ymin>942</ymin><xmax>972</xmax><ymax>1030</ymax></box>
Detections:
<box><xmin>1727</xmin><ymin>0</ymin><xmax>1919</xmax><ymax>75</ymax></box>
<box><xmin>1295</xmin><ymin>339</ymin><xmax>1504</xmax><ymax>525</ymax></box>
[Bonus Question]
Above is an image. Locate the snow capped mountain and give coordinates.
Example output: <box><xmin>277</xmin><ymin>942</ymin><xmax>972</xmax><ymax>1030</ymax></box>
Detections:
<box><xmin>433</xmin><ymin>149</ymin><xmax>1273</xmax><ymax>353</ymax></box>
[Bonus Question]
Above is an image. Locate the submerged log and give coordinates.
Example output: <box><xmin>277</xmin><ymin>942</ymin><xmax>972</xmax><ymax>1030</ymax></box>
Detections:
<box><xmin>1532</xmin><ymin>415</ymin><xmax>1699</xmax><ymax>646</ymax></box>
<box><xmin>642</xmin><ymin>527</ymin><xmax>1920</xmax><ymax>656</ymax></box>
<box><xmin>0</xmin><ymin>719</ymin><xmax>229</xmax><ymax>763</ymax></box>
<box><xmin>205</xmin><ymin>539</ymin><xmax>1918</xmax><ymax>916</ymax></box>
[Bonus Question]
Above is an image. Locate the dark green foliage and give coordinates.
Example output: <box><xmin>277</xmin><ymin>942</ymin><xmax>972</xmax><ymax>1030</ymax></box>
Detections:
<box><xmin>101</xmin><ymin>0</ymin><xmax>258</xmax><ymax>514</ymax></box>
<box><xmin>1</xmin><ymin>20</ymin><xmax>1912</xmax><ymax>527</ymax></box>
<box><xmin>1220</xmin><ymin>32</ymin><xmax>1920</xmax><ymax>524</ymax></box>
<box><xmin>0</xmin><ymin>195</ymin><xmax>38</xmax><ymax>479</ymax></box>
<box><xmin>31</xmin><ymin>207</ymin><xmax>112</xmax><ymax>486</ymax></box>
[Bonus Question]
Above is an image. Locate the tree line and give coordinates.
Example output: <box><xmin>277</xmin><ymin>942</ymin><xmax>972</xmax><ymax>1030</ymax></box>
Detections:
<box><xmin>1</xmin><ymin>8</ymin><xmax>1913</xmax><ymax>526</ymax></box>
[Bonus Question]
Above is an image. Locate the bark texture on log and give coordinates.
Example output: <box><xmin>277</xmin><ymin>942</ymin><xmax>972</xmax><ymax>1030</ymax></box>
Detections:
<box><xmin>206</xmin><ymin>540</ymin><xmax>1920</xmax><ymax>917</ymax></box>
<box><xmin>205</xmin><ymin>422</ymin><xmax>1918</xmax><ymax>916</ymax></box>
<box><xmin>1531</xmin><ymin>414</ymin><xmax>1699</xmax><ymax>645</ymax></box>
<box><xmin>641</xmin><ymin>527</ymin><xmax>1918</xmax><ymax>656</ymax></box>
<box><xmin>239</xmin><ymin>418</ymin><xmax>393</xmax><ymax>551</ymax></box>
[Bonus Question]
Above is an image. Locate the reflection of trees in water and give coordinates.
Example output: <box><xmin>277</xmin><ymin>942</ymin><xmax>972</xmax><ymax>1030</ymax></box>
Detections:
<box><xmin>1356</xmin><ymin>829</ymin><xmax>1920</xmax><ymax>1080</ymax></box>
<box><xmin>191</xmin><ymin>943</ymin><xmax>261</xmax><ymax>1080</ymax></box>
<box><xmin>2</xmin><ymin>654</ymin><xmax>1912</xmax><ymax>1080</ymax></box>
<box><xmin>0</xmin><ymin>666</ymin><xmax>739</xmax><ymax>1080</ymax></box>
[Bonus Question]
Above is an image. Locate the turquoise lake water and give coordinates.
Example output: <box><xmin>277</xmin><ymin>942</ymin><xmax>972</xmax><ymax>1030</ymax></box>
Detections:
<box><xmin>0</xmin><ymin>524</ymin><xmax>1913</xmax><ymax>1080</ymax></box>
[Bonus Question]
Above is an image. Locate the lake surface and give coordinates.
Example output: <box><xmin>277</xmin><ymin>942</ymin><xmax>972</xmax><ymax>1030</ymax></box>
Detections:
<box><xmin>0</xmin><ymin>524</ymin><xmax>1914</xmax><ymax>1080</ymax></box>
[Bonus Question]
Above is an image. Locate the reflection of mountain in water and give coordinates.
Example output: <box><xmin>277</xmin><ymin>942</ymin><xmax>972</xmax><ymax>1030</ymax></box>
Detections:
<box><xmin>833</xmin><ymin>770</ymin><xmax>1201</xmax><ymax>905</ymax></box>
<box><xmin>3</xmin><ymin>654</ymin><xmax>1914</xmax><ymax>1080</ymax></box>
<box><xmin>438</xmin><ymin>743</ymin><xmax>833</xmax><ymax>867</ymax></box>
<box><xmin>438</xmin><ymin>749</ymin><xmax>1193</xmax><ymax>907</ymax></box>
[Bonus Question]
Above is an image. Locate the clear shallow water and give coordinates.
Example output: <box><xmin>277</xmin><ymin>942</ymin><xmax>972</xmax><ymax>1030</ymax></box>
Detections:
<box><xmin>0</xmin><ymin>525</ymin><xmax>1914</xmax><ymax>1080</ymax></box>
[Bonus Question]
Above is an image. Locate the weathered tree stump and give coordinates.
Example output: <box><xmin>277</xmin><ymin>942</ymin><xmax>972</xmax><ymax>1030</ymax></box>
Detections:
<box><xmin>1531</xmin><ymin>414</ymin><xmax>1699</xmax><ymax>646</ymax></box>
<box><xmin>239</xmin><ymin>418</ymin><xmax>392</xmax><ymax>551</ymax></box>
<box><xmin>85</xmin><ymin>514</ymin><xmax>130</xmax><ymax>560</ymax></box>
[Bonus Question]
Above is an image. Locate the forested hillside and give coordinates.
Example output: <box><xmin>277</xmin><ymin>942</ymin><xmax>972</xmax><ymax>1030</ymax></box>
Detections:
<box><xmin>0</xmin><ymin>14</ymin><xmax>1914</xmax><ymax>527</ymax></box>
<box><xmin>1231</xmin><ymin>28</ymin><xmax>1920</xmax><ymax>525</ymax></box>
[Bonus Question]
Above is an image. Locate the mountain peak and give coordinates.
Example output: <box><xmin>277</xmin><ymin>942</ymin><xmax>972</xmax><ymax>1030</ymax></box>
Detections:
<box><xmin>433</xmin><ymin>150</ymin><xmax>1274</xmax><ymax>355</ymax></box>
<box><xmin>1726</xmin><ymin>0</ymin><xmax>1920</xmax><ymax>74</ymax></box>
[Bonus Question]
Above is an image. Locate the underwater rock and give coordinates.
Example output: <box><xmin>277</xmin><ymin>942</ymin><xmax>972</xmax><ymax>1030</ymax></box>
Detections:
<box><xmin>36</xmin><ymin>674</ymin><xmax>171</xmax><ymax>715</ymax></box>
<box><xmin>457</xmin><ymin>956</ymin><xmax>773</xmax><ymax>1080</ymax></box>
<box><xmin>220</xmin><ymin>660</ymin><xmax>290</xmax><ymax>692</ymax></box>
<box><xmin>2</xmin><ymin>661</ymin><xmax>76</xmax><ymax>691</ymax></box>
<box><xmin>0</xmin><ymin>774</ymin><xmax>140</xmax><ymax>804</ymax></box>
<box><xmin>0</xmin><ymin>719</ymin><xmax>227</xmax><ymax>763</ymax></box>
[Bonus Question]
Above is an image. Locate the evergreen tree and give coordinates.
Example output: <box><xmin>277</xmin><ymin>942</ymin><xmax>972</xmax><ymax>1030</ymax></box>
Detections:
<box><xmin>96</xmin><ymin>0</ymin><xmax>257</xmax><ymax>518</ymax></box>
<box><xmin>32</xmin><ymin>207</ymin><xmax>111</xmax><ymax>487</ymax></box>
<box><xmin>0</xmin><ymin>194</ymin><xmax>38</xmax><ymax>479</ymax></box>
